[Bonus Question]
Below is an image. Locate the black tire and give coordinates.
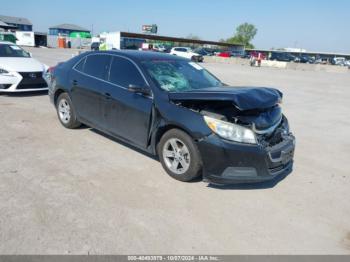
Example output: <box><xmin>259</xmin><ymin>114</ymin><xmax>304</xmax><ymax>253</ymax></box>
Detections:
<box><xmin>157</xmin><ymin>129</ymin><xmax>202</xmax><ymax>182</ymax></box>
<box><xmin>56</xmin><ymin>93</ymin><xmax>81</xmax><ymax>129</ymax></box>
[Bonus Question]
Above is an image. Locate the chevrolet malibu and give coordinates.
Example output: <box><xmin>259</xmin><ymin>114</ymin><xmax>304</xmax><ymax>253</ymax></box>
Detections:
<box><xmin>48</xmin><ymin>51</ymin><xmax>295</xmax><ymax>185</ymax></box>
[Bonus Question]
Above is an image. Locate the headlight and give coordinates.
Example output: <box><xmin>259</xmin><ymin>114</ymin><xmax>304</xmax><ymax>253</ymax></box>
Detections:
<box><xmin>0</xmin><ymin>68</ymin><xmax>9</xmax><ymax>74</ymax></box>
<box><xmin>204</xmin><ymin>116</ymin><xmax>257</xmax><ymax>144</ymax></box>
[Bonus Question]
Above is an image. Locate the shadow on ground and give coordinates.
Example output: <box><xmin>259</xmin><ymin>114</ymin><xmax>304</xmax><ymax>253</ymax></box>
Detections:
<box><xmin>0</xmin><ymin>91</ymin><xmax>48</xmax><ymax>97</ymax></box>
<box><xmin>89</xmin><ymin>127</ymin><xmax>290</xmax><ymax>190</ymax></box>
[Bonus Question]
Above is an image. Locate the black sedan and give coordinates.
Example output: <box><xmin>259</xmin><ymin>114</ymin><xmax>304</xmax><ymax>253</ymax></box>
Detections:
<box><xmin>48</xmin><ymin>51</ymin><xmax>295</xmax><ymax>185</ymax></box>
<box><xmin>270</xmin><ymin>52</ymin><xmax>298</xmax><ymax>62</ymax></box>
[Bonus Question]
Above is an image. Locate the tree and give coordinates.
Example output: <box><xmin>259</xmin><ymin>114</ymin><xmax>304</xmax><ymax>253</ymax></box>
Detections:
<box><xmin>225</xmin><ymin>23</ymin><xmax>257</xmax><ymax>49</ymax></box>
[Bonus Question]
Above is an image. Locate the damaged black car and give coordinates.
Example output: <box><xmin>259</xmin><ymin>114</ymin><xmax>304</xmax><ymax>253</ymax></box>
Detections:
<box><xmin>48</xmin><ymin>51</ymin><xmax>295</xmax><ymax>185</ymax></box>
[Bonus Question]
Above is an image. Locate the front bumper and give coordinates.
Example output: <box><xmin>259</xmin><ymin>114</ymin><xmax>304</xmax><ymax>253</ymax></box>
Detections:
<box><xmin>197</xmin><ymin>132</ymin><xmax>295</xmax><ymax>185</ymax></box>
<box><xmin>0</xmin><ymin>71</ymin><xmax>48</xmax><ymax>92</ymax></box>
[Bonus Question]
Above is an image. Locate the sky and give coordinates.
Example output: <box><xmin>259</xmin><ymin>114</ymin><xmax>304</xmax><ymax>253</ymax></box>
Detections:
<box><xmin>1</xmin><ymin>0</ymin><xmax>349</xmax><ymax>53</ymax></box>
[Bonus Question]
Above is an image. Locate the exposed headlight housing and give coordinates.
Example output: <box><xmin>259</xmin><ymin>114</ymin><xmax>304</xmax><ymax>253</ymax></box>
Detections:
<box><xmin>204</xmin><ymin>116</ymin><xmax>257</xmax><ymax>144</ymax></box>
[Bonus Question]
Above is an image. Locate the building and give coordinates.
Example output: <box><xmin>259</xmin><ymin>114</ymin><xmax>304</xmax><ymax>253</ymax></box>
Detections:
<box><xmin>0</xmin><ymin>15</ymin><xmax>32</xmax><ymax>31</ymax></box>
<box><xmin>49</xmin><ymin>23</ymin><xmax>90</xmax><ymax>37</ymax></box>
<box><xmin>0</xmin><ymin>21</ymin><xmax>17</xmax><ymax>31</ymax></box>
<box><xmin>99</xmin><ymin>31</ymin><xmax>245</xmax><ymax>52</ymax></box>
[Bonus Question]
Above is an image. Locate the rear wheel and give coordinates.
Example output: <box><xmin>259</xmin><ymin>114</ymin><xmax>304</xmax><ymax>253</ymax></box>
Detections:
<box><xmin>158</xmin><ymin>129</ymin><xmax>202</xmax><ymax>182</ymax></box>
<box><xmin>56</xmin><ymin>93</ymin><xmax>81</xmax><ymax>129</ymax></box>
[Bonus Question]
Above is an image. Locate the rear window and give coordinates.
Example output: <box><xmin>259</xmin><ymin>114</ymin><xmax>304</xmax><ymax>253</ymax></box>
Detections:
<box><xmin>83</xmin><ymin>54</ymin><xmax>111</xmax><ymax>80</ymax></box>
<box><xmin>175</xmin><ymin>48</ymin><xmax>187</xmax><ymax>52</ymax></box>
<box><xmin>74</xmin><ymin>57</ymin><xmax>86</xmax><ymax>72</ymax></box>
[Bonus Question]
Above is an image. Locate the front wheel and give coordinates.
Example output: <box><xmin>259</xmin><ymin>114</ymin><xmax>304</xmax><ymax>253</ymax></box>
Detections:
<box><xmin>56</xmin><ymin>93</ymin><xmax>81</xmax><ymax>129</ymax></box>
<box><xmin>158</xmin><ymin>129</ymin><xmax>202</xmax><ymax>182</ymax></box>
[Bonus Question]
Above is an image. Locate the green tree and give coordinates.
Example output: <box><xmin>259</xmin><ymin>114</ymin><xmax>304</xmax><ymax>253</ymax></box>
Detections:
<box><xmin>225</xmin><ymin>23</ymin><xmax>257</xmax><ymax>49</ymax></box>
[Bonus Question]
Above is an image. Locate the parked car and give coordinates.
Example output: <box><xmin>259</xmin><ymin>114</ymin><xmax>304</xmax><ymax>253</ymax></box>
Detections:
<box><xmin>91</xmin><ymin>42</ymin><xmax>100</xmax><ymax>51</ymax></box>
<box><xmin>153</xmin><ymin>44</ymin><xmax>167</xmax><ymax>52</ymax></box>
<box><xmin>0</xmin><ymin>41</ymin><xmax>48</xmax><ymax>93</ymax></box>
<box><xmin>270</xmin><ymin>52</ymin><xmax>298</xmax><ymax>62</ymax></box>
<box><xmin>170</xmin><ymin>47</ymin><xmax>203</xmax><ymax>62</ymax></box>
<box><xmin>230</xmin><ymin>51</ymin><xmax>245</xmax><ymax>58</ymax></box>
<box><xmin>314</xmin><ymin>57</ymin><xmax>329</xmax><ymax>64</ymax></box>
<box><xmin>194</xmin><ymin>48</ymin><xmax>213</xmax><ymax>56</ymax></box>
<box><xmin>332</xmin><ymin>57</ymin><xmax>346</xmax><ymax>66</ymax></box>
<box><xmin>297</xmin><ymin>55</ymin><xmax>315</xmax><ymax>64</ymax></box>
<box><xmin>217</xmin><ymin>51</ymin><xmax>231</xmax><ymax>58</ymax></box>
<box><xmin>48</xmin><ymin>51</ymin><xmax>295</xmax><ymax>185</ymax></box>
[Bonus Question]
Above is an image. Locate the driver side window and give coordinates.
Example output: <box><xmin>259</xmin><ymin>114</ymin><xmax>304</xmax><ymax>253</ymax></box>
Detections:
<box><xmin>108</xmin><ymin>56</ymin><xmax>146</xmax><ymax>88</ymax></box>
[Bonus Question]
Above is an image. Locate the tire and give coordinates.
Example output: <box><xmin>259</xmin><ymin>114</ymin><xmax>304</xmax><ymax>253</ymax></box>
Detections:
<box><xmin>56</xmin><ymin>92</ymin><xmax>81</xmax><ymax>129</ymax></box>
<box><xmin>157</xmin><ymin>129</ymin><xmax>202</xmax><ymax>182</ymax></box>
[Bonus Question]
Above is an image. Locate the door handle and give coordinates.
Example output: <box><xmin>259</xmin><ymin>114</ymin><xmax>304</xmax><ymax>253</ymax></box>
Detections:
<box><xmin>104</xmin><ymin>92</ymin><xmax>111</xmax><ymax>99</ymax></box>
<box><xmin>72</xmin><ymin>80</ymin><xmax>78</xmax><ymax>86</ymax></box>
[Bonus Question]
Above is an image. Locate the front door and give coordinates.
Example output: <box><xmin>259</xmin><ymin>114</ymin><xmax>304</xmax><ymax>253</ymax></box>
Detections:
<box><xmin>104</xmin><ymin>55</ymin><xmax>153</xmax><ymax>149</ymax></box>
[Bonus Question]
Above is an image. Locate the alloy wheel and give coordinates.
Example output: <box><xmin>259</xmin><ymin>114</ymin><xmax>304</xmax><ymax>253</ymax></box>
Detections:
<box><xmin>163</xmin><ymin>138</ymin><xmax>191</xmax><ymax>175</ymax></box>
<box><xmin>58</xmin><ymin>98</ymin><xmax>71</xmax><ymax>124</ymax></box>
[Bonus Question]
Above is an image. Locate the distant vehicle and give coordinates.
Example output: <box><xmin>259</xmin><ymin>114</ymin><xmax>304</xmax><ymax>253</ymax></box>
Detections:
<box><xmin>297</xmin><ymin>55</ymin><xmax>315</xmax><ymax>64</ymax></box>
<box><xmin>91</xmin><ymin>42</ymin><xmax>100</xmax><ymax>51</ymax></box>
<box><xmin>230</xmin><ymin>51</ymin><xmax>245</xmax><ymax>58</ymax></box>
<box><xmin>217</xmin><ymin>51</ymin><xmax>231</xmax><ymax>58</ymax></box>
<box><xmin>240</xmin><ymin>52</ymin><xmax>251</xmax><ymax>59</ymax></box>
<box><xmin>270</xmin><ymin>52</ymin><xmax>298</xmax><ymax>62</ymax></box>
<box><xmin>332</xmin><ymin>57</ymin><xmax>346</xmax><ymax>66</ymax></box>
<box><xmin>153</xmin><ymin>44</ymin><xmax>167</xmax><ymax>52</ymax></box>
<box><xmin>194</xmin><ymin>48</ymin><xmax>213</xmax><ymax>56</ymax></box>
<box><xmin>0</xmin><ymin>41</ymin><xmax>48</xmax><ymax>93</ymax></box>
<box><xmin>314</xmin><ymin>57</ymin><xmax>329</xmax><ymax>64</ymax></box>
<box><xmin>170</xmin><ymin>47</ymin><xmax>203</xmax><ymax>62</ymax></box>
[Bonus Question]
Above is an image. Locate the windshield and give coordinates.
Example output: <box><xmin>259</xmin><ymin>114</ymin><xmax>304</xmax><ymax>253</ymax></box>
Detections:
<box><xmin>142</xmin><ymin>60</ymin><xmax>223</xmax><ymax>92</ymax></box>
<box><xmin>0</xmin><ymin>44</ymin><xmax>30</xmax><ymax>58</ymax></box>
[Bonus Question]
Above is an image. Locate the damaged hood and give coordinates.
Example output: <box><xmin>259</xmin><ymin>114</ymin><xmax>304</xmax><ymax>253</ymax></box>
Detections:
<box><xmin>168</xmin><ymin>87</ymin><xmax>283</xmax><ymax>111</ymax></box>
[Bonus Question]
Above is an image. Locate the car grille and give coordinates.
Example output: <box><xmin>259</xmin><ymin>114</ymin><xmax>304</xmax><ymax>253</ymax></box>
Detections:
<box><xmin>17</xmin><ymin>72</ymin><xmax>47</xmax><ymax>90</ymax></box>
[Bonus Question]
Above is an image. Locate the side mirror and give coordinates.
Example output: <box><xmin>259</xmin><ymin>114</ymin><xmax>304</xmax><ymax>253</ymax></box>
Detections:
<box><xmin>128</xmin><ymin>84</ymin><xmax>151</xmax><ymax>97</ymax></box>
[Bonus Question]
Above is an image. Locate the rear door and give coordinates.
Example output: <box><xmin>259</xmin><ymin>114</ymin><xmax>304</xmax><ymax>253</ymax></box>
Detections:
<box><xmin>104</xmin><ymin>55</ymin><xmax>153</xmax><ymax>148</ymax></box>
<box><xmin>70</xmin><ymin>54</ymin><xmax>112</xmax><ymax>129</ymax></box>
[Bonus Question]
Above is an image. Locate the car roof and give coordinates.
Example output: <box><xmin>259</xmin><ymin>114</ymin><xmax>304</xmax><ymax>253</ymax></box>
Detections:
<box><xmin>88</xmin><ymin>50</ymin><xmax>189</xmax><ymax>62</ymax></box>
<box><xmin>0</xmin><ymin>41</ymin><xmax>16</xmax><ymax>45</ymax></box>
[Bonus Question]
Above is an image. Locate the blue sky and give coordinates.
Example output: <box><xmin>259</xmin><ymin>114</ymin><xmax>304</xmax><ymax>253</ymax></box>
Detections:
<box><xmin>2</xmin><ymin>0</ymin><xmax>349</xmax><ymax>53</ymax></box>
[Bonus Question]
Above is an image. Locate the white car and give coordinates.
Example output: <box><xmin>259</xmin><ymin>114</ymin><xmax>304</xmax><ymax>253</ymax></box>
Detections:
<box><xmin>170</xmin><ymin>47</ymin><xmax>204</xmax><ymax>62</ymax></box>
<box><xmin>0</xmin><ymin>41</ymin><xmax>49</xmax><ymax>93</ymax></box>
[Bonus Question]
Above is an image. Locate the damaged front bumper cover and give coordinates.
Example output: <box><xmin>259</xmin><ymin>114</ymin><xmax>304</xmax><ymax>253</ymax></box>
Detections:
<box><xmin>197</xmin><ymin>132</ymin><xmax>295</xmax><ymax>185</ymax></box>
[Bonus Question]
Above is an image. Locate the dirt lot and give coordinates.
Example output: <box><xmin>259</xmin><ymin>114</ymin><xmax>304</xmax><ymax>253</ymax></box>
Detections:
<box><xmin>0</xmin><ymin>48</ymin><xmax>350</xmax><ymax>254</ymax></box>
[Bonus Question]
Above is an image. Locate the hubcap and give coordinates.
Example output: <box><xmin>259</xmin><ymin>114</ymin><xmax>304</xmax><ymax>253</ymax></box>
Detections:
<box><xmin>58</xmin><ymin>98</ymin><xmax>71</xmax><ymax>124</ymax></box>
<box><xmin>163</xmin><ymin>138</ymin><xmax>190</xmax><ymax>175</ymax></box>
